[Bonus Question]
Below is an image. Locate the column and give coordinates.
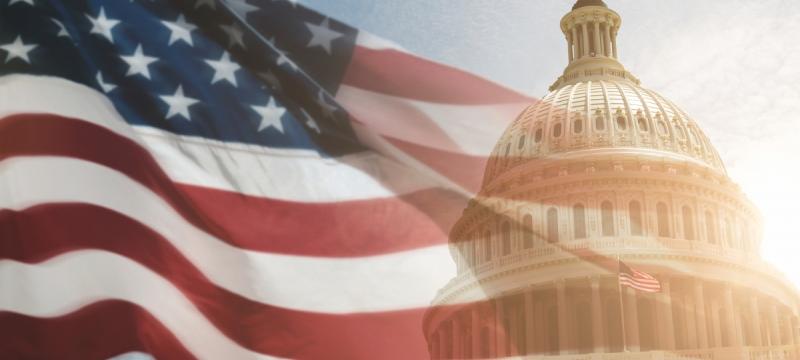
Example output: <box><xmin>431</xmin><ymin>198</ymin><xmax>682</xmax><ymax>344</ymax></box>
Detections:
<box><xmin>603</xmin><ymin>22</ymin><xmax>612</xmax><ymax>57</ymax></box>
<box><xmin>556</xmin><ymin>280</ymin><xmax>569</xmax><ymax>354</ymax></box>
<box><xmin>782</xmin><ymin>311</ymin><xmax>794</xmax><ymax>345</ymax></box>
<box><xmin>749</xmin><ymin>295</ymin><xmax>763</xmax><ymax>346</ymax></box>
<box><xmin>711</xmin><ymin>301</ymin><xmax>722</xmax><ymax>347</ymax></box>
<box><xmin>452</xmin><ymin>316</ymin><xmax>462</xmax><ymax>359</ymax></box>
<box><xmin>580</xmin><ymin>22</ymin><xmax>589</xmax><ymax>57</ymax></box>
<box><xmin>769</xmin><ymin>304</ymin><xmax>781</xmax><ymax>346</ymax></box>
<box><xmin>570</xmin><ymin>26</ymin><xmax>579</xmax><ymax>62</ymax></box>
<box><xmin>660</xmin><ymin>278</ymin><xmax>676</xmax><ymax>350</ymax></box>
<box><xmin>534</xmin><ymin>296</ymin><xmax>545</xmax><ymax>354</ymax></box>
<box><xmin>694</xmin><ymin>281</ymin><xmax>709</xmax><ymax>348</ymax></box>
<box><xmin>567</xmin><ymin>33</ymin><xmax>574</xmax><ymax>62</ymax></box>
<box><xmin>611</xmin><ymin>29</ymin><xmax>618</xmax><ymax>58</ymax></box>
<box><xmin>438</xmin><ymin>330</ymin><xmax>446</xmax><ymax>359</ymax></box>
<box><xmin>684</xmin><ymin>293</ymin><xmax>698</xmax><ymax>348</ymax></box>
<box><xmin>471</xmin><ymin>306</ymin><xmax>480</xmax><ymax>357</ymax></box>
<box><xmin>509</xmin><ymin>305</ymin><xmax>518</xmax><ymax>356</ymax></box>
<box><xmin>592</xmin><ymin>21</ymin><xmax>601</xmax><ymax>55</ymax></box>
<box><xmin>591</xmin><ymin>278</ymin><xmax>604</xmax><ymax>353</ymax></box>
<box><xmin>524</xmin><ymin>291</ymin><xmax>536</xmax><ymax>354</ymax></box>
<box><xmin>626</xmin><ymin>287</ymin><xmax>640</xmax><ymax>351</ymax></box>
<box><xmin>495</xmin><ymin>298</ymin><xmax>505</xmax><ymax>357</ymax></box>
<box><xmin>722</xmin><ymin>284</ymin><xmax>741</xmax><ymax>346</ymax></box>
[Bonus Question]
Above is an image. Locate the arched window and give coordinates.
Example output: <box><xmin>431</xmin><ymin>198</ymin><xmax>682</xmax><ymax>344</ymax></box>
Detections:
<box><xmin>505</xmin><ymin>143</ymin><xmax>511</xmax><ymax>156</ymax></box>
<box><xmin>657</xmin><ymin>120</ymin><xmax>668</xmax><ymax>135</ymax></box>
<box><xmin>674</xmin><ymin>124</ymin><xmax>687</xmax><ymax>140</ymax></box>
<box><xmin>629</xmin><ymin>201</ymin><xmax>643</xmax><ymax>236</ymax></box>
<box><xmin>637</xmin><ymin>116</ymin><xmax>649</xmax><ymax>132</ymax></box>
<box><xmin>484</xmin><ymin>230</ymin><xmax>492</xmax><ymax>261</ymax></box>
<box><xmin>553</xmin><ymin>123</ymin><xmax>563</xmax><ymax>138</ymax></box>
<box><xmin>534</xmin><ymin>128</ymin><xmax>543</xmax><ymax>143</ymax></box>
<box><xmin>682</xmin><ymin>205</ymin><xmax>695</xmax><ymax>240</ymax></box>
<box><xmin>573</xmin><ymin>204</ymin><xmax>587</xmax><ymax>239</ymax></box>
<box><xmin>705</xmin><ymin>211</ymin><xmax>717</xmax><ymax>244</ymax></box>
<box><xmin>725</xmin><ymin>218</ymin><xmax>733</xmax><ymax>248</ymax></box>
<box><xmin>601</xmin><ymin>201</ymin><xmax>614</xmax><ymax>236</ymax></box>
<box><xmin>547</xmin><ymin>208</ymin><xmax>559</xmax><ymax>243</ymax></box>
<box><xmin>616</xmin><ymin>116</ymin><xmax>627</xmax><ymax>130</ymax></box>
<box><xmin>657</xmin><ymin>202</ymin><xmax>670</xmax><ymax>237</ymax></box>
<box><xmin>522</xmin><ymin>214</ymin><xmax>534</xmax><ymax>249</ymax></box>
<box><xmin>501</xmin><ymin>221</ymin><xmax>512</xmax><ymax>255</ymax></box>
<box><xmin>573</xmin><ymin>117</ymin><xmax>583</xmax><ymax>134</ymax></box>
<box><xmin>517</xmin><ymin>135</ymin><xmax>526</xmax><ymax>150</ymax></box>
<box><xmin>595</xmin><ymin>113</ymin><xmax>606</xmax><ymax>130</ymax></box>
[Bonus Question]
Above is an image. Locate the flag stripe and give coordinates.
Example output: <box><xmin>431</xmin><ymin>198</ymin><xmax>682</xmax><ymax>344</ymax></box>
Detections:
<box><xmin>342</xmin><ymin>45</ymin><xmax>533</xmax><ymax>105</ymax></box>
<box><xmin>0</xmin><ymin>250</ymin><xmax>439</xmax><ymax>359</ymax></box>
<box><xmin>0</xmin><ymin>301</ymin><xmax>194</xmax><ymax>360</ymax></box>
<box><xmin>1</xmin><ymin>113</ymin><xmax>463</xmax><ymax>257</ymax></box>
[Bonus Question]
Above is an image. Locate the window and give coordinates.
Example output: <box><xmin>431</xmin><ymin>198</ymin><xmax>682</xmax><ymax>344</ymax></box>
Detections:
<box><xmin>705</xmin><ymin>211</ymin><xmax>716</xmax><ymax>244</ymax></box>
<box><xmin>657</xmin><ymin>202</ymin><xmax>670</xmax><ymax>237</ymax></box>
<box><xmin>601</xmin><ymin>201</ymin><xmax>614</xmax><ymax>236</ymax></box>
<box><xmin>595</xmin><ymin>112</ymin><xmax>606</xmax><ymax>130</ymax></box>
<box><xmin>616</xmin><ymin>116</ymin><xmax>627</xmax><ymax>130</ymax></box>
<box><xmin>573</xmin><ymin>204</ymin><xmax>587</xmax><ymax>239</ymax></box>
<box><xmin>573</xmin><ymin>117</ymin><xmax>583</xmax><ymax>134</ymax></box>
<box><xmin>534</xmin><ymin>128</ymin><xmax>543</xmax><ymax>143</ymax></box>
<box><xmin>484</xmin><ymin>230</ymin><xmax>493</xmax><ymax>261</ymax></box>
<box><xmin>725</xmin><ymin>218</ymin><xmax>733</xmax><ymax>248</ymax></box>
<box><xmin>547</xmin><ymin>208</ymin><xmax>559</xmax><ymax>243</ymax></box>
<box><xmin>629</xmin><ymin>201</ymin><xmax>643</xmax><ymax>236</ymax></box>
<box><xmin>501</xmin><ymin>222</ymin><xmax>511</xmax><ymax>255</ymax></box>
<box><xmin>553</xmin><ymin>123</ymin><xmax>563</xmax><ymax>138</ymax></box>
<box><xmin>517</xmin><ymin>135</ymin><xmax>526</xmax><ymax>150</ymax></box>
<box><xmin>682</xmin><ymin>206</ymin><xmax>695</xmax><ymax>240</ymax></box>
<box><xmin>505</xmin><ymin>143</ymin><xmax>511</xmax><ymax>156</ymax></box>
<box><xmin>657</xmin><ymin>120</ymin><xmax>668</xmax><ymax>135</ymax></box>
<box><xmin>674</xmin><ymin>124</ymin><xmax>687</xmax><ymax>140</ymax></box>
<box><xmin>637</xmin><ymin>117</ymin><xmax>648</xmax><ymax>132</ymax></box>
<box><xmin>522</xmin><ymin>214</ymin><xmax>534</xmax><ymax>249</ymax></box>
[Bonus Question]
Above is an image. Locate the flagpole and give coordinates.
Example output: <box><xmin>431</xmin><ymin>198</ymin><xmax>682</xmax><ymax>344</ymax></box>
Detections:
<box><xmin>617</xmin><ymin>254</ymin><xmax>628</xmax><ymax>353</ymax></box>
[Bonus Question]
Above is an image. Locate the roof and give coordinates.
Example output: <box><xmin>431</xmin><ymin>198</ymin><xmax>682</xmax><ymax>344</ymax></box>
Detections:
<box><xmin>572</xmin><ymin>0</ymin><xmax>608</xmax><ymax>10</ymax></box>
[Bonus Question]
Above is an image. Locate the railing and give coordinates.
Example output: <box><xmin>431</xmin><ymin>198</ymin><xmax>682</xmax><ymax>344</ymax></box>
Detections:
<box><xmin>508</xmin><ymin>346</ymin><xmax>800</xmax><ymax>359</ymax></box>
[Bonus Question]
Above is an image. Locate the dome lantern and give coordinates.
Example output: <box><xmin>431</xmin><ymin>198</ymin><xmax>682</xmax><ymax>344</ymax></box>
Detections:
<box><xmin>552</xmin><ymin>0</ymin><xmax>639</xmax><ymax>90</ymax></box>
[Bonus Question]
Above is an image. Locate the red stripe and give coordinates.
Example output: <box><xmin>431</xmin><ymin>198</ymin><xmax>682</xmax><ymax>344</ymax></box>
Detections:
<box><xmin>0</xmin><ymin>204</ymin><xmax>436</xmax><ymax>359</ymax></box>
<box><xmin>343</xmin><ymin>46</ymin><xmax>533</xmax><ymax>105</ymax></box>
<box><xmin>0</xmin><ymin>113</ymin><xmax>466</xmax><ymax>257</ymax></box>
<box><xmin>0</xmin><ymin>300</ymin><xmax>194</xmax><ymax>360</ymax></box>
<box><xmin>386</xmin><ymin>137</ymin><xmax>489</xmax><ymax>194</ymax></box>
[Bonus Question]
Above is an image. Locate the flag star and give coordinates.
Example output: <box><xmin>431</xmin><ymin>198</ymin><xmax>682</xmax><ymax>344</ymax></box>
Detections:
<box><xmin>86</xmin><ymin>7</ymin><xmax>120</xmax><ymax>43</ymax></box>
<box><xmin>222</xmin><ymin>0</ymin><xmax>259</xmax><ymax>17</ymax></box>
<box><xmin>252</xmin><ymin>97</ymin><xmax>287</xmax><ymax>132</ymax></box>
<box><xmin>300</xmin><ymin>109</ymin><xmax>320</xmax><ymax>133</ymax></box>
<box><xmin>316</xmin><ymin>91</ymin><xmax>337</xmax><ymax>118</ymax></box>
<box><xmin>195</xmin><ymin>0</ymin><xmax>216</xmax><ymax>9</ymax></box>
<box><xmin>220</xmin><ymin>22</ymin><xmax>246</xmax><ymax>49</ymax></box>
<box><xmin>257</xmin><ymin>70</ymin><xmax>281</xmax><ymax>90</ymax></box>
<box><xmin>304</xmin><ymin>18</ymin><xmax>343</xmax><ymax>54</ymax></box>
<box><xmin>0</xmin><ymin>36</ymin><xmax>37</xmax><ymax>64</ymax></box>
<box><xmin>161</xmin><ymin>15</ymin><xmax>196</xmax><ymax>46</ymax></box>
<box><xmin>160</xmin><ymin>85</ymin><xmax>199</xmax><ymax>120</ymax></box>
<box><xmin>284</xmin><ymin>0</ymin><xmax>299</xmax><ymax>8</ymax></box>
<box><xmin>121</xmin><ymin>44</ymin><xmax>158</xmax><ymax>79</ymax></box>
<box><xmin>205</xmin><ymin>51</ymin><xmax>240</xmax><ymax>86</ymax></box>
<box><xmin>268</xmin><ymin>38</ymin><xmax>297</xmax><ymax>70</ymax></box>
<box><xmin>51</xmin><ymin>18</ymin><xmax>71</xmax><ymax>39</ymax></box>
<box><xmin>9</xmin><ymin>0</ymin><xmax>34</xmax><ymax>5</ymax></box>
<box><xmin>95</xmin><ymin>71</ymin><xmax>116</xmax><ymax>93</ymax></box>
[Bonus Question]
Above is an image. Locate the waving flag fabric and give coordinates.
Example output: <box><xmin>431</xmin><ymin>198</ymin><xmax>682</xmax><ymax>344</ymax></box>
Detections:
<box><xmin>0</xmin><ymin>0</ymin><xmax>533</xmax><ymax>359</ymax></box>
<box><xmin>618</xmin><ymin>261</ymin><xmax>662</xmax><ymax>293</ymax></box>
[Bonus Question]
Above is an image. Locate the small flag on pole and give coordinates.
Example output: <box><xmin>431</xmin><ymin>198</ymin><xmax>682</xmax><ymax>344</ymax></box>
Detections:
<box><xmin>618</xmin><ymin>261</ymin><xmax>661</xmax><ymax>293</ymax></box>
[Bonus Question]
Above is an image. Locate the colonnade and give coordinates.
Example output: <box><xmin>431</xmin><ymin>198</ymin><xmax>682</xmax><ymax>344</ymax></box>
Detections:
<box><xmin>428</xmin><ymin>276</ymin><xmax>799</xmax><ymax>359</ymax></box>
<box><xmin>566</xmin><ymin>19</ymin><xmax>617</xmax><ymax>62</ymax></box>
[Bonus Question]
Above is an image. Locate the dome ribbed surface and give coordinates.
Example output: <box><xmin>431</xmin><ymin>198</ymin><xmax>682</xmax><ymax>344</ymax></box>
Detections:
<box><xmin>485</xmin><ymin>79</ymin><xmax>725</xmax><ymax>184</ymax></box>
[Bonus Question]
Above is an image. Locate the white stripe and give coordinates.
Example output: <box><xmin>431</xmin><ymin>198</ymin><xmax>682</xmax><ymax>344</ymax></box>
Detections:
<box><xmin>0</xmin><ymin>251</ymin><xmax>275</xmax><ymax>359</ymax></box>
<box><xmin>354</xmin><ymin>32</ymin><xmax>407</xmax><ymax>51</ymax></box>
<box><xmin>0</xmin><ymin>156</ymin><xmax>456</xmax><ymax>313</ymax></box>
<box><xmin>337</xmin><ymin>84</ymin><xmax>524</xmax><ymax>156</ymax></box>
<box><xmin>0</xmin><ymin>74</ymin><xmax>439</xmax><ymax>202</ymax></box>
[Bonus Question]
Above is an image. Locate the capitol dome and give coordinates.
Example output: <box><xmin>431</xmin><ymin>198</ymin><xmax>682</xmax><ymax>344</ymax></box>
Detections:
<box><xmin>424</xmin><ymin>1</ymin><xmax>800</xmax><ymax>359</ymax></box>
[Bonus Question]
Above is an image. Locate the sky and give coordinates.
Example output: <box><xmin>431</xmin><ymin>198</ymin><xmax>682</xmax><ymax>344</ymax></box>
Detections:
<box><xmin>300</xmin><ymin>0</ymin><xmax>800</xmax><ymax>287</ymax></box>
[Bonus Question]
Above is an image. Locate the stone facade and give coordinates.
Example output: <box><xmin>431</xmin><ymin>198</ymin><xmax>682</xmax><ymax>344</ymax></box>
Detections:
<box><xmin>423</xmin><ymin>1</ymin><xmax>800</xmax><ymax>359</ymax></box>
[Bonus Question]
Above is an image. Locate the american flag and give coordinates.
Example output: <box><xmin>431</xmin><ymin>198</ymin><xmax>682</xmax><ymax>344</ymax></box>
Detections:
<box><xmin>0</xmin><ymin>0</ymin><xmax>532</xmax><ymax>359</ymax></box>
<box><xmin>618</xmin><ymin>260</ymin><xmax>662</xmax><ymax>293</ymax></box>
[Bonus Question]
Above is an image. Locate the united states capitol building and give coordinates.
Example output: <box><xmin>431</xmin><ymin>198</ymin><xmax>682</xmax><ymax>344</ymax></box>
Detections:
<box><xmin>423</xmin><ymin>1</ymin><xmax>800</xmax><ymax>358</ymax></box>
